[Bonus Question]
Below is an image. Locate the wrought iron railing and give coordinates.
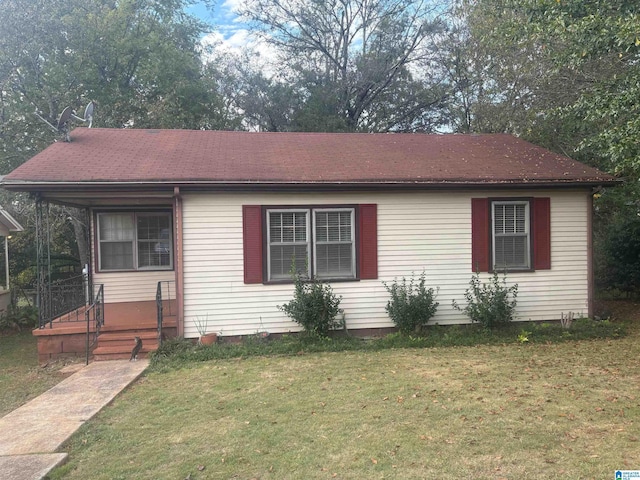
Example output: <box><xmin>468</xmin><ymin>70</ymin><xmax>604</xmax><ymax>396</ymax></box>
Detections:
<box><xmin>156</xmin><ymin>280</ymin><xmax>176</xmax><ymax>345</ymax></box>
<box><xmin>85</xmin><ymin>284</ymin><xmax>104</xmax><ymax>365</ymax></box>
<box><xmin>39</xmin><ymin>274</ymin><xmax>88</xmax><ymax>328</ymax></box>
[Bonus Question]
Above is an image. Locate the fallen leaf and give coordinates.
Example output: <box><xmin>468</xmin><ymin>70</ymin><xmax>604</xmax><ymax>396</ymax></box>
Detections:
<box><xmin>371</xmin><ymin>458</ymin><xmax>378</xmax><ymax>464</ymax></box>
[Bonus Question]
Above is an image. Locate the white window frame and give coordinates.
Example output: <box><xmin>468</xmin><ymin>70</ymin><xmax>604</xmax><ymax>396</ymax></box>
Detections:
<box><xmin>97</xmin><ymin>211</ymin><xmax>173</xmax><ymax>272</ymax></box>
<box><xmin>266</xmin><ymin>209</ymin><xmax>311</xmax><ymax>281</ymax></box>
<box><xmin>312</xmin><ymin>208</ymin><xmax>356</xmax><ymax>280</ymax></box>
<box><xmin>266</xmin><ymin>207</ymin><xmax>357</xmax><ymax>282</ymax></box>
<box><xmin>491</xmin><ymin>200</ymin><xmax>531</xmax><ymax>271</ymax></box>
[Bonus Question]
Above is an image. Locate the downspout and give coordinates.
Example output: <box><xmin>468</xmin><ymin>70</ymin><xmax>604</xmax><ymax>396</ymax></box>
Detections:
<box><xmin>173</xmin><ymin>187</ymin><xmax>184</xmax><ymax>336</ymax></box>
<box><xmin>4</xmin><ymin>236</ymin><xmax>9</xmax><ymax>291</ymax></box>
<box><xmin>587</xmin><ymin>188</ymin><xmax>599</xmax><ymax>318</ymax></box>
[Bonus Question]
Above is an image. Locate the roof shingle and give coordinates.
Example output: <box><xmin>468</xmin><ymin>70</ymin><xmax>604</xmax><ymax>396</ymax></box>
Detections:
<box><xmin>3</xmin><ymin>129</ymin><xmax>616</xmax><ymax>187</ymax></box>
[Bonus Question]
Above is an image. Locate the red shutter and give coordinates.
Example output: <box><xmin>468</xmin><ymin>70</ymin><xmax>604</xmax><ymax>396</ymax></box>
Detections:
<box><xmin>471</xmin><ymin>198</ymin><xmax>490</xmax><ymax>272</ymax></box>
<box><xmin>358</xmin><ymin>204</ymin><xmax>378</xmax><ymax>279</ymax></box>
<box><xmin>533</xmin><ymin>197</ymin><xmax>551</xmax><ymax>270</ymax></box>
<box><xmin>242</xmin><ymin>205</ymin><xmax>263</xmax><ymax>284</ymax></box>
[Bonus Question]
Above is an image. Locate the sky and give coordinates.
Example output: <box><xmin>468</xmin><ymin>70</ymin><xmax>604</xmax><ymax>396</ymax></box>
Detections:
<box><xmin>186</xmin><ymin>0</ymin><xmax>256</xmax><ymax>56</ymax></box>
<box><xmin>184</xmin><ymin>0</ymin><xmax>282</xmax><ymax>75</ymax></box>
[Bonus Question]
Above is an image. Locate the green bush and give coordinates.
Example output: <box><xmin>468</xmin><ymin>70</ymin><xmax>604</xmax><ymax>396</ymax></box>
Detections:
<box><xmin>452</xmin><ymin>272</ymin><xmax>518</xmax><ymax>330</ymax></box>
<box><xmin>0</xmin><ymin>304</ymin><xmax>38</xmax><ymax>332</ymax></box>
<box><xmin>150</xmin><ymin>337</ymin><xmax>195</xmax><ymax>360</ymax></box>
<box><xmin>383</xmin><ymin>272</ymin><xmax>439</xmax><ymax>334</ymax></box>
<box><xmin>278</xmin><ymin>274</ymin><xmax>343</xmax><ymax>337</ymax></box>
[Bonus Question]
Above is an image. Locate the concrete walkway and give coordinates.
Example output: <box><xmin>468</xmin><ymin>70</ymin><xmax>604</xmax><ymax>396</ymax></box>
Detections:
<box><xmin>0</xmin><ymin>359</ymin><xmax>148</xmax><ymax>480</ymax></box>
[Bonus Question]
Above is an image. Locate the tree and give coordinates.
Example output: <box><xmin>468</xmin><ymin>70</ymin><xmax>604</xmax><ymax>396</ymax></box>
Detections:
<box><xmin>236</xmin><ymin>0</ymin><xmax>449</xmax><ymax>132</ymax></box>
<box><xmin>0</xmin><ymin>0</ymin><xmax>236</xmax><ymax>280</ymax></box>
<box><xmin>457</xmin><ymin>0</ymin><xmax>640</xmax><ymax>293</ymax></box>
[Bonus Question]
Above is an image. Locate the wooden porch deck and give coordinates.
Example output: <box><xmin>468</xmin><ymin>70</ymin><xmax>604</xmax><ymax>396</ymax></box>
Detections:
<box><xmin>33</xmin><ymin>300</ymin><xmax>178</xmax><ymax>362</ymax></box>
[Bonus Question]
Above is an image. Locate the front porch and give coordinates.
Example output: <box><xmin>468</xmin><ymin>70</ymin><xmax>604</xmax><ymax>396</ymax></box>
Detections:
<box><xmin>33</xmin><ymin>299</ymin><xmax>177</xmax><ymax>363</ymax></box>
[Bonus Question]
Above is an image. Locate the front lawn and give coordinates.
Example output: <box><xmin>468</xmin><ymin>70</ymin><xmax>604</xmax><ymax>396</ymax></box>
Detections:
<box><xmin>0</xmin><ymin>331</ymin><xmax>76</xmax><ymax>417</ymax></box>
<box><xmin>51</xmin><ymin>313</ymin><xmax>640</xmax><ymax>479</ymax></box>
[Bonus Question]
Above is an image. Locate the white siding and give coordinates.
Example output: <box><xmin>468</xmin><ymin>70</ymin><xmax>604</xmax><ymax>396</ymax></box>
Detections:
<box><xmin>92</xmin><ymin>270</ymin><xmax>175</xmax><ymax>303</ymax></box>
<box><xmin>181</xmin><ymin>190</ymin><xmax>591</xmax><ymax>338</ymax></box>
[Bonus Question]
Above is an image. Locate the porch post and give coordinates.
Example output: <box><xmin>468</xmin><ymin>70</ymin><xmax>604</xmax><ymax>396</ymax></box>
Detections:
<box><xmin>35</xmin><ymin>197</ymin><xmax>52</xmax><ymax>328</ymax></box>
<box><xmin>173</xmin><ymin>187</ymin><xmax>184</xmax><ymax>336</ymax></box>
<box><xmin>4</xmin><ymin>236</ymin><xmax>9</xmax><ymax>291</ymax></box>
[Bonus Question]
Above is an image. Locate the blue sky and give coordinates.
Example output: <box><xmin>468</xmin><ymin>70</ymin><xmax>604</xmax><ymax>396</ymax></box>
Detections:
<box><xmin>186</xmin><ymin>0</ymin><xmax>240</xmax><ymax>36</ymax></box>
<box><xmin>186</xmin><ymin>0</ymin><xmax>278</xmax><ymax>70</ymax></box>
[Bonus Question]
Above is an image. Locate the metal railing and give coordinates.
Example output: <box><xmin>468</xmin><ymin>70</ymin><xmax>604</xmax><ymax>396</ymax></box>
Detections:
<box><xmin>156</xmin><ymin>280</ymin><xmax>176</xmax><ymax>345</ymax></box>
<box><xmin>85</xmin><ymin>284</ymin><xmax>104</xmax><ymax>365</ymax></box>
<box><xmin>39</xmin><ymin>274</ymin><xmax>88</xmax><ymax>329</ymax></box>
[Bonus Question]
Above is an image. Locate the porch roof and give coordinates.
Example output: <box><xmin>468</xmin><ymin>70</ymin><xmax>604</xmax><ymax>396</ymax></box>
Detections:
<box><xmin>0</xmin><ymin>205</ymin><xmax>23</xmax><ymax>236</ymax></box>
<box><xmin>2</xmin><ymin>129</ymin><xmax>618</xmax><ymax>193</ymax></box>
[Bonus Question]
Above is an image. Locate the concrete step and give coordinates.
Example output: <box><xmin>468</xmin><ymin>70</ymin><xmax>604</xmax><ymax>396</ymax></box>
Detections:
<box><xmin>92</xmin><ymin>345</ymin><xmax>153</xmax><ymax>361</ymax></box>
<box><xmin>94</xmin><ymin>329</ymin><xmax>159</xmax><ymax>361</ymax></box>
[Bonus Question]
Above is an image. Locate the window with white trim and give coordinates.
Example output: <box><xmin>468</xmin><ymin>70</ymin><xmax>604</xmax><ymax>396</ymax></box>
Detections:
<box><xmin>267</xmin><ymin>208</ymin><xmax>355</xmax><ymax>281</ymax></box>
<box><xmin>97</xmin><ymin>212</ymin><xmax>173</xmax><ymax>271</ymax></box>
<box><xmin>492</xmin><ymin>200</ymin><xmax>530</xmax><ymax>270</ymax></box>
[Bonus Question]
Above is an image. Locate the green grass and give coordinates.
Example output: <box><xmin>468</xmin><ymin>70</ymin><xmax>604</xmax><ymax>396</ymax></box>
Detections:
<box><xmin>50</xmin><ymin>315</ymin><xmax>640</xmax><ymax>479</ymax></box>
<box><xmin>0</xmin><ymin>331</ymin><xmax>76</xmax><ymax>416</ymax></box>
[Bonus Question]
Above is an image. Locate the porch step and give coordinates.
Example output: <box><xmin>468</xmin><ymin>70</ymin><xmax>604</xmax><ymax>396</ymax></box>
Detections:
<box><xmin>93</xmin><ymin>330</ymin><xmax>159</xmax><ymax>361</ymax></box>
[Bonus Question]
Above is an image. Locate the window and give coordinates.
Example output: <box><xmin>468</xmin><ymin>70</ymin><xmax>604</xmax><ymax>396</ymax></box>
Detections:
<box><xmin>266</xmin><ymin>207</ymin><xmax>356</xmax><ymax>281</ymax></box>
<box><xmin>97</xmin><ymin>212</ymin><xmax>172</xmax><ymax>271</ymax></box>
<box><xmin>492</xmin><ymin>200</ymin><xmax>531</xmax><ymax>270</ymax></box>
<box><xmin>472</xmin><ymin>197</ymin><xmax>551</xmax><ymax>273</ymax></box>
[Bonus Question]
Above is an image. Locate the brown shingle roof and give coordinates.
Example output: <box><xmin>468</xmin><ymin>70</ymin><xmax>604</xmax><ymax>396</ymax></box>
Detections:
<box><xmin>2</xmin><ymin>129</ymin><xmax>616</xmax><ymax>187</ymax></box>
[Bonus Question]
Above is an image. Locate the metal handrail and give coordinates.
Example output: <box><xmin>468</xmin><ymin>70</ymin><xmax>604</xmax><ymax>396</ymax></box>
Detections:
<box><xmin>85</xmin><ymin>284</ymin><xmax>104</xmax><ymax>365</ymax></box>
<box><xmin>156</xmin><ymin>280</ymin><xmax>175</xmax><ymax>346</ymax></box>
<box><xmin>39</xmin><ymin>274</ymin><xmax>86</xmax><ymax>328</ymax></box>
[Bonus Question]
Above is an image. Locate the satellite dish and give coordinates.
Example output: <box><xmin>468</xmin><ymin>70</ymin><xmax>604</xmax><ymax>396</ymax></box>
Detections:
<box><xmin>57</xmin><ymin>106</ymin><xmax>72</xmax><ymax>131</ymax></box>
<box><xmin>57</xmin><ymin>107</ymin><xmax>73</xmax><ymax>142</ymax></box>
<box><xmin>82</xmin><ymin>101</ymin><xmax>94</xmax><ymax>127</ymax></box>
<box><xmin>33</xmin><ymin>101</ymin><xmax>96</xmax><ymax>142</ymax></box>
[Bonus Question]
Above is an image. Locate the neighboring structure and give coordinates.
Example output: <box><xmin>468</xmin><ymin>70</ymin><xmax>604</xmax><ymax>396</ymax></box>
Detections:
<box><xmin>0</xmin><ymin>205</ymin><xmax>23</xmax><ymax>315</ymax></box>
<box><xmin>1</xmin><ymin>129</ymin><xmax>618</xmax><ymax>354</ymax></box>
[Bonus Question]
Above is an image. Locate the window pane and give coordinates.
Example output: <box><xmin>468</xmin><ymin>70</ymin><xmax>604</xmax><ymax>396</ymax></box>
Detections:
<box><xmin>270</xmin><ymin>212</ymin><xmax>307</xmax><ymax>243</ymax></box>
<box><xmin>99</xmin><ymin>213</ymin><xmax>134</xmax><ymax>241</ymax></box>
<box><xmin>136</xmin><ymin>214</ymin><xmax>172</xmax><ymax>268</ymax></box>
<box><xmin>494</xmin><ymin>236</ymin><xmax>528</xmax><ymax>269</ymax></box>
<box><xmin>515</xmin><ymin>204</ymin><xmax>526</xmax><ymax>233</ymax></box>
<box><xmin>270</xmin><ymin>244</ymin><xmax>309</xmax><ymax>279</ymax></box>
<box><xmin>316</xmin><ymin>244</ymin><xmax>353</xmax><ymax>278</ymax></box>
<box><xmin>101</xmin><ymin>242</ymin><xmax>134</xmax><ymax>270</ymax></box>
<box><xmin>316</xmin><ymin>212</ymin><xmax>328</xmax><ymax>242</ymax></box>
<box><xmin>494</xmin><ymin>204</ymin><xmax>527</xmax><ymax>234</ymax></box>
<box><xmin>138</xmin><ymin>241</ymin><xmax>171</xmax><ymax>268</ymax></box>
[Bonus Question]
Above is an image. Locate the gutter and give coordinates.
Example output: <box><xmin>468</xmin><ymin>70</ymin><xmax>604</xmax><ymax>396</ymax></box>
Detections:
<box><xmin>1</xmin><ymin>178</ymin><xmax>622</xmax><ymax>191</ymax></box>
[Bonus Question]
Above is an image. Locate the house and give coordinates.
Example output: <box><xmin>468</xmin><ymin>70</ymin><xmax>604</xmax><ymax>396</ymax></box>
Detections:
<box><xmin>0</xmin><ymin>205</ymin><xmax>23</xmax><ymax>315</ymax></box>
<box><xmin>1</xmin><ymin>129</ymin><xmax>618</xmax><ymax>360</ymax></box>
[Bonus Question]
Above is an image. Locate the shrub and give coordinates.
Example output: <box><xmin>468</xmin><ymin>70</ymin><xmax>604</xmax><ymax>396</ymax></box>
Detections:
<box><xmin>383</xmin><ymin>272</ymin><xmax>439</xmax><ymax>334</ymax></box>
<box><xmin>151</xmin><ymin>337</ymin><xmax>195</xmax><ymax>359</ymax></box>
<box><xmin>0</xmin><ymin>304</ymin><xmax>39</xmax><ymax>332</ymax></box>
<box><xmin>278</xmin><ymin>274</ymin><xmax>343</xmax><ymax>337</ymax></box>
<box><xmin>452</xmin><ymin>272</ymin><xmax>518</xmax><ymax>330</ymax></box>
